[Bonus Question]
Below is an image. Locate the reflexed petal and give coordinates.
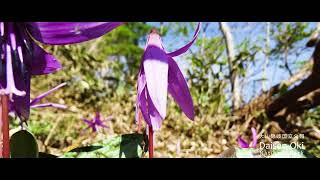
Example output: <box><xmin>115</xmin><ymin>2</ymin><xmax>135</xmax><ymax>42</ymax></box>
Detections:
<box><xmin>99</xmin><ymin>115</ymin><xmax>113</xmax><ymax>125</ymax></box>
<box><xmin>16</xmin><ymin>27</ymin><xmax>62</xmax><ymax>75</ymax></box>
<box><xmin>143</xmin><ymin>45</ymin><xmax>169</xmax><ymax>119</ymax></box>
<box><xmin>26</xmin><ymin>22</ymin><xmax>124</xmax><ymax>45</ymax></box>
<box><xmin>167</xmin><ymin>22</ymin><xmax>201</xmax><ymax>57</ymax></box>
<box><xmin>83</xmin><ymin>119</ymin><xmax>94</xmax><ymax>126</ymax></box>
<box><xmin>27</xmin><ymin>41</ymin><xmax>62</xmax><ymax>75</ymax></box>
<box><xmin>92</xmin><ymin>126</ymin><xmax>97</xmax><ymax>132</ymax></box>
<box><xmin>97</xmin><ymin>123</ymin><xmax>108</xmax><ymax>129</ymax></box>
<box><xmin>237</xmin><ymin>136</ymin><xmax>249</xmax><ymax>148</ymax></box>
<box><xmin>168</xmin><ymin>57</ymin><xmax>194</xmax><ymax>120</ymax></box>
<box><xmin>30</xmin><ymin>82</ymin><xmax>66</xmax><ymax>106</ymax></box>
<box><xmin>251</xmin><ymin>128</ymin><xmax>258</xmax><ymax>148</ymax></box>
<box><xmin>94</xmin><ymin>111</ymin><xmax>101</xmax><ymax>122</ymax></box>
<box><xmin>30</xmin><ymin>103</ymin><xmax>67</xmax><ymax>109</ymax></box>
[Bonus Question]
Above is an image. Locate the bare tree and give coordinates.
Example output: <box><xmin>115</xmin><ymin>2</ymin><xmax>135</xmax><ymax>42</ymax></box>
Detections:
<box><xmin>219</xmin><ymin>22</ymin><xmax>241</xmax><ymax>110</ymax></box>
<box><xmin>262</xmin><ymin>22</ymin><xmax>270</xmax><ymax>91</ymax></box>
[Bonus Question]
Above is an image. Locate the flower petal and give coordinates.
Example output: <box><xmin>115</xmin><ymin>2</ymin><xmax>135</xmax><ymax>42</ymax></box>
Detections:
<box><xmin>0</xmin><ymin>49</ymin><xmax>28</xmax><ymax>120</ymax></box>
<box><xmin>12</xmin><ymin>25</ymin><xmax>62</xmax><ymax>76</ymax></box>
<box><xmin>138</xmin><ymin>87</ymin><xmax>152</xmax><ymax>127</ymax></box>
<box><xmin>94</xmin><ymin>111</ymin><xmax>101</xmax><ymax>122</ymax></box>
<box><xmin>168</xmin><ymin>57</ymin><xmax>194</xmax><ymax>120</ymax></box>
<box><xmin>92</xmin><ymin>126</ymin><xmax>97</xmax><ymax>132</ymax></box>
<box><xmin>30</xmin><ymin>103</ymin><xmax>67</xmax><ymax>109</ymax></box>
<box><xmin>167</xmin><ymin>22</ymin><xmax>201</xmax><ymax>57</ymax></box>
<box><xmin>0</xmin><ymin>61</ymin><xmax>30</xmax><ymax>121</ymax></box>
<box><xmin>11</xmin><ymin>72</ymin><xmax>30</xmax><ymax>121</ymax></box>
<box><xmin>135</xmin><ymin>66</ymin><xmax>146</xmax><ymax>124</ymax></box>
<box><xmin>237</xmin><ymin>136</ymin><xmax>249</xmax><ymax>148</ymax></box>
<box><xmin>143</xmin><ymin>45</ymin><xmax>169</xmax><ymax>119</ymax></box>
<box><xmin>27</xmin><ymin>41</ymin><xmax>62</xmax><ymax>75</ymax></box>
<box><xmin>30</xmin><ymin>82</ymin><xmax>66</xmax><ymax>106</ymax></box>
<box><xmin>26</xmin><ymin>22</ymin><xmax>124</xmax><ymax>45</ymax></box>
<box><xmin>83</xmin><ymin>118</ymin><xmax>94</xmax><ymax>126</ymax></box>
<box><xmin>251</xmin><ymin>127</ymin><xmax>258</xmax><ymax>148</ymax></box>
<box><xmin>147</xmin><ymin>88</ymin><xmax>163</xmax><ymax>131</ymax></box>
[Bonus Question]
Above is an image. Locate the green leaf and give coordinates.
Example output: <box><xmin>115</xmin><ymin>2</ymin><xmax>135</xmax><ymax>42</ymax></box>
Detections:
<box><xmin>10</xmin><ymin>130</ymin><xmax>39</xmax><ymax>158</ymax></box>
<box><xmin>60</xmin><ymin>133</ymin><xmax>147</xmax><ymax>158</ymax></box>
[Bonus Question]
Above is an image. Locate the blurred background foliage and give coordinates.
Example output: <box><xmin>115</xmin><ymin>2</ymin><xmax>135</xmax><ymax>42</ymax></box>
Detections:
<box><xmin>10</xmin><ymin>22</ymin><xmax>319</xmax><ymax>157</ymax></box>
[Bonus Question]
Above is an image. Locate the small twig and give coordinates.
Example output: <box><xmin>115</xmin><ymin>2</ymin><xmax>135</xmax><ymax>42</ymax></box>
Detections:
<box><xmin>44</xmin><ymin>117</ymin><xmax>63</xmax><ymax>147</ymax></box>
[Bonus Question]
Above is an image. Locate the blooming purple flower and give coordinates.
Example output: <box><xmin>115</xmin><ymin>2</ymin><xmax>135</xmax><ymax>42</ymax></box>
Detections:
<box><xmin>82</xmin><ymin>111</ymin><xmax>112</xmax><ymax>132</ymax></box>
<box><xmin>135</xmin><ymin>23</ymin><xmax>201</xmax><ymax>131</ymax></box>
<box><xmin>0</xmin><ymin>22</ymin><xmax>123</xmax><ymax>121</ymax></box>
<box><xmin>237</xmin><ymin>127</ymin><xmax>258</xmax><ymax>148</ymax></box>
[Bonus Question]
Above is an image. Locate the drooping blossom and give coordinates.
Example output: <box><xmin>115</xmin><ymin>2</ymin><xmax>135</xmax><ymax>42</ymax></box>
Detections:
<box><xmin>82</xmin><ymin>111</ymin><xmax>112</xmax><ymax>132</ymax></box>
<box><xmin>135</xmin><ymin>23</ymin><xmax>201</xmax><ymax>131</ymax></box>
<box><xmin>0</xmin><ymin>22</ymin><xmax>123</xmax><ymax>121</ymax></box>
<box><xmin>237</xmin><ymin>127</ymin><xmax>258</xmax><ymax>148</ymax></box>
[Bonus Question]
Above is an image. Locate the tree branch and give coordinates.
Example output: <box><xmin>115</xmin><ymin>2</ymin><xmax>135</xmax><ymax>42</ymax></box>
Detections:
<box><xmin>234</xmin><ymin>59</ymin><xmax>313</xmax><ymax>117</ymax></box>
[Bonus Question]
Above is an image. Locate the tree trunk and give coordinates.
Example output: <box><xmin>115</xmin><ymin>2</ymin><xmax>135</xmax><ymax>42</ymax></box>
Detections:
<box><xmin>219</xmin><ymin>22</ymin><xmax>241</xmax><ymax>110</ymax></box>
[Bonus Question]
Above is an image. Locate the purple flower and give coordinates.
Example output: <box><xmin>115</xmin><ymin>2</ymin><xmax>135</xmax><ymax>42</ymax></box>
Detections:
<box><xmin>0</xmin><ymin>22</ymin><xmax>123</xmax><ymax>121</ymax></box>
<box><xmin>237</xmin><ymin>127</ymin><xmax>258</xmax><ymax>148</ymax></box>
<box><xmin>135</xmin><ymin>23</ymin><xmax>201</xmax><ymax>131</ymax></box>
<box><xmin>82</xmin><ymin>111</ymin><xmax>112</xmax><ymax>132</ymax></box>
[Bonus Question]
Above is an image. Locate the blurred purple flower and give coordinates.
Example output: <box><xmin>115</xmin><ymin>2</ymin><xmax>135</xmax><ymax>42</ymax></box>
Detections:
<box><xmin>135</xmin><ymin>23</ymin><xmax>201</xmax><ymax>131</ymax></box>
<box><xmin>82</xmin><ymin>111</ymin><xmax>112</xmax><ymax>132</ymax></box>
<box><xmin>237</xmin><ymin>127</ymin><xmax>258</xmax><ymax>148</ymax></box>
<box><xmin>0</xmin><ymin>22</ymin><xmax>123</xmax><ymax>121</ymax></box>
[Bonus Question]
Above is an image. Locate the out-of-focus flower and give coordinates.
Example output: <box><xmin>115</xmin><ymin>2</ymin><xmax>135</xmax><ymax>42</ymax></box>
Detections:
<box><xmin>0</xmin><ymin>22</ymin><xmax>123</xmax><ymax>121</ymax></box>
<box><xmin>82</xmin><ymin>111</ymin><xmax>112</xmax><ymax>132</ymax></box>
<box><xmin>237</xmin><ymin>127</ymin><xmax>258</xmax><ymax>148</ymax></box>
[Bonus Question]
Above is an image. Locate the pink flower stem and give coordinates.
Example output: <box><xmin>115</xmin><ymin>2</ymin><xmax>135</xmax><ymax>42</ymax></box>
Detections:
<box><xmin>148</xmin><ymin>126</ymin><xmax>154</xmax><ymax>158</ymax></box>
<box><xmin>1</xmin><ymin>95</ymin><xmax>10</xmax><ymax>158</ymax></box>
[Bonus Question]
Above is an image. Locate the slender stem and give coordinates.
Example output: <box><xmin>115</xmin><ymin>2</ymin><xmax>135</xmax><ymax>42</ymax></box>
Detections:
<box><xmin>148</xmin><ymin>126</ymin><xmax>154</xmax><ymax>158</ymax></box>
<box><xmin>1</xmin><ymin>95</ymin><xmax>10</xmax><ymax>158</ymax></box>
